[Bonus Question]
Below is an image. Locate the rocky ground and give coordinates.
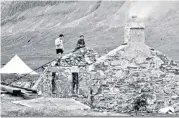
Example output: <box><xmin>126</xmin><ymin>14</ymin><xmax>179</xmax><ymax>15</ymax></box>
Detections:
<box><xmin>1</xmin><ymin>94</ymin><xmax>179</xmax><ymax>116</ymax></box>
<box><xmin>1</xmin><ymin>94</ymin><xmax>129</xmax><ymax>117</ymax></box>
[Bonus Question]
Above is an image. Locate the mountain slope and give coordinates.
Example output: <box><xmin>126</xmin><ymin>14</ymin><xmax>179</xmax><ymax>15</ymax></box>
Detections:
<box><xmin>1</xmin><ymin>1</ymin><xmax>179</xmax><ymax>69</ymax></box>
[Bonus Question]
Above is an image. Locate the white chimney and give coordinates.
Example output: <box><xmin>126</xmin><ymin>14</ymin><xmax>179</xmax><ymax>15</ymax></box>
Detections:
<box><xmin>124</xmin><ymin>16</ymin><xmax>145</xmax><ymax>43</ymax></box>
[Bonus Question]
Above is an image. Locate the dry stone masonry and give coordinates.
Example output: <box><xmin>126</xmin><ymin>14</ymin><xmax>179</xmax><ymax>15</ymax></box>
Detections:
<box><xmin>35</xmin><ymin>47</ymin><xmax>99</xmax><ymax>98</ymax></box>
<box><xmin>89</xmin><ymin>44</ymin><xmax>179</xmax><ymax>113</ymax></box>
<box><xmin>60</xmin><ymin>47</ymin><xmax>98</xmax><ymax>67</ymax></box>
<box><xmin>87</xmin><ymin>17</ymin><xmax>179</xmax><ymax>113</ymax></box>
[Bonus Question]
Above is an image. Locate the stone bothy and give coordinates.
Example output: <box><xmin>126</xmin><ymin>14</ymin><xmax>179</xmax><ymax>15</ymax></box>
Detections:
<box><xmin>23</xmin><ymin>16</ymin><xmax>179</xmax><ymax>114</ymax></box>
<box><xmin>88</xmin><ymin>16</ymin><xmax>179</xmax><ymax>113</ymax></box>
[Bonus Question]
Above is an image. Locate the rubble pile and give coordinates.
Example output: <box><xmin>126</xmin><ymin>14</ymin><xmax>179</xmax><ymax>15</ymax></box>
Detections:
<box><xmin>89</xmin><ymin>43</ymin><xmax>179</xmax><ymax>113</ymax></box>
<box><xmin>60</xmin><ymin>47</ymin><xmax>99</xmax><ymax>67</ymax></box>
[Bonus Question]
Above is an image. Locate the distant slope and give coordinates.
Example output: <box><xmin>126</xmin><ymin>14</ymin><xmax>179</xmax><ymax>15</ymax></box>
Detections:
<box><xmin>1</xmin><ymin>1</ymin><xmax>179</xmax><ymax>69</ymax></box>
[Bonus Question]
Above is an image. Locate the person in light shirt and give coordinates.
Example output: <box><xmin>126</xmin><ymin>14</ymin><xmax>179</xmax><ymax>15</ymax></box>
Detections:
<box><xmin>55</xmin><ymin>34</ymin><xmax>64</xmax><ymax>66</ymax></box>
<box><xmin>71</xmin><ymin>65</ymin><xmax>79</xmax><ymax>94</ymax></box>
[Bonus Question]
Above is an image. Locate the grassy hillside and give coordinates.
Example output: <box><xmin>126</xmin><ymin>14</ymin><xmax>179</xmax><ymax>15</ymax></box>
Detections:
<box><xmin>1</xmin><ymin>1</ymin><xmax>179</xmax><ymax>69</ymax></box>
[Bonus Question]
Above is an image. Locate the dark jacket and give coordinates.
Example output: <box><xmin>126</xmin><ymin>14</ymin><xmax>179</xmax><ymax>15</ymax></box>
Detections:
<box><xmin>77</xmin><ymin>38</ymin><xmax>85</xmax><ymax>47</ymax></box>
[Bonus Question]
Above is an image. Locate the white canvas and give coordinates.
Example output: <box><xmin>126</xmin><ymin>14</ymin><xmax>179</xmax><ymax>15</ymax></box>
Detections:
<box><xmin>0</xmin><ymin>55</ymin><xmax>38</xmax><ymax>75</ymax></box>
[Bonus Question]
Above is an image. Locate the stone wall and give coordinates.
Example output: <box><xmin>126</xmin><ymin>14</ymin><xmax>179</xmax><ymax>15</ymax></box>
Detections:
<box><xmin>89</xmin><ymin>43</ymin><xmax>179</xmax><ymax>113</ymax></box>
<box><xmin>35</xmin><ymin>47</ymin><xmax>99</xmax><ymax>97</ymax></box>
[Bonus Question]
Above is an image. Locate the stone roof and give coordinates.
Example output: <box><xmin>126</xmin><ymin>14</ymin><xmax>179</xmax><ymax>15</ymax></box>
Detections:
<box><xmin>60</xmin><ymin>47</ymin><xmax>99</xmax><ymax>67</ymax></box>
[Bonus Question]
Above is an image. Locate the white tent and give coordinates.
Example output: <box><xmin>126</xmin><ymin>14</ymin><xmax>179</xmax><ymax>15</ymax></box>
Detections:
<box><xmin>0</xmin><ymin>55</ymin><xmax>38</xmax><ymax>75</ymax></box>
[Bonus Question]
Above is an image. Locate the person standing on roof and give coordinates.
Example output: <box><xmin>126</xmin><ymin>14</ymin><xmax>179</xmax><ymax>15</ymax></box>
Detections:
<box><xmin>73</xmin><ymin>35</ymin><xmax>86</xmax><ymax>52</ymax></box>
<box><xmin>55</xmin><ymin>34</ymin><xmax>64</xmax><ymax>66</ymax></box>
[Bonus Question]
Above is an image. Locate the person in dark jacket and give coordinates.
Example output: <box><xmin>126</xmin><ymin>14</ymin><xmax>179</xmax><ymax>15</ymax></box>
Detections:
<box><xmin>73</xmin><ymin>35</ymin><xmax>86</xmax><ymax>52</ymax></box>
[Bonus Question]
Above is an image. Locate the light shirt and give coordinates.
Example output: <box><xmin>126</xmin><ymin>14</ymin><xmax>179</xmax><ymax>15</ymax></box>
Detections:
<box><xmin>55</xmin><ymin>38</ymin><xmax>64</xmax><ymax>49</ymax></box>
<box><xmin>71</xmin><ymin>66</ymin><xmax>79</xmax><ymax>73</ymax></box>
